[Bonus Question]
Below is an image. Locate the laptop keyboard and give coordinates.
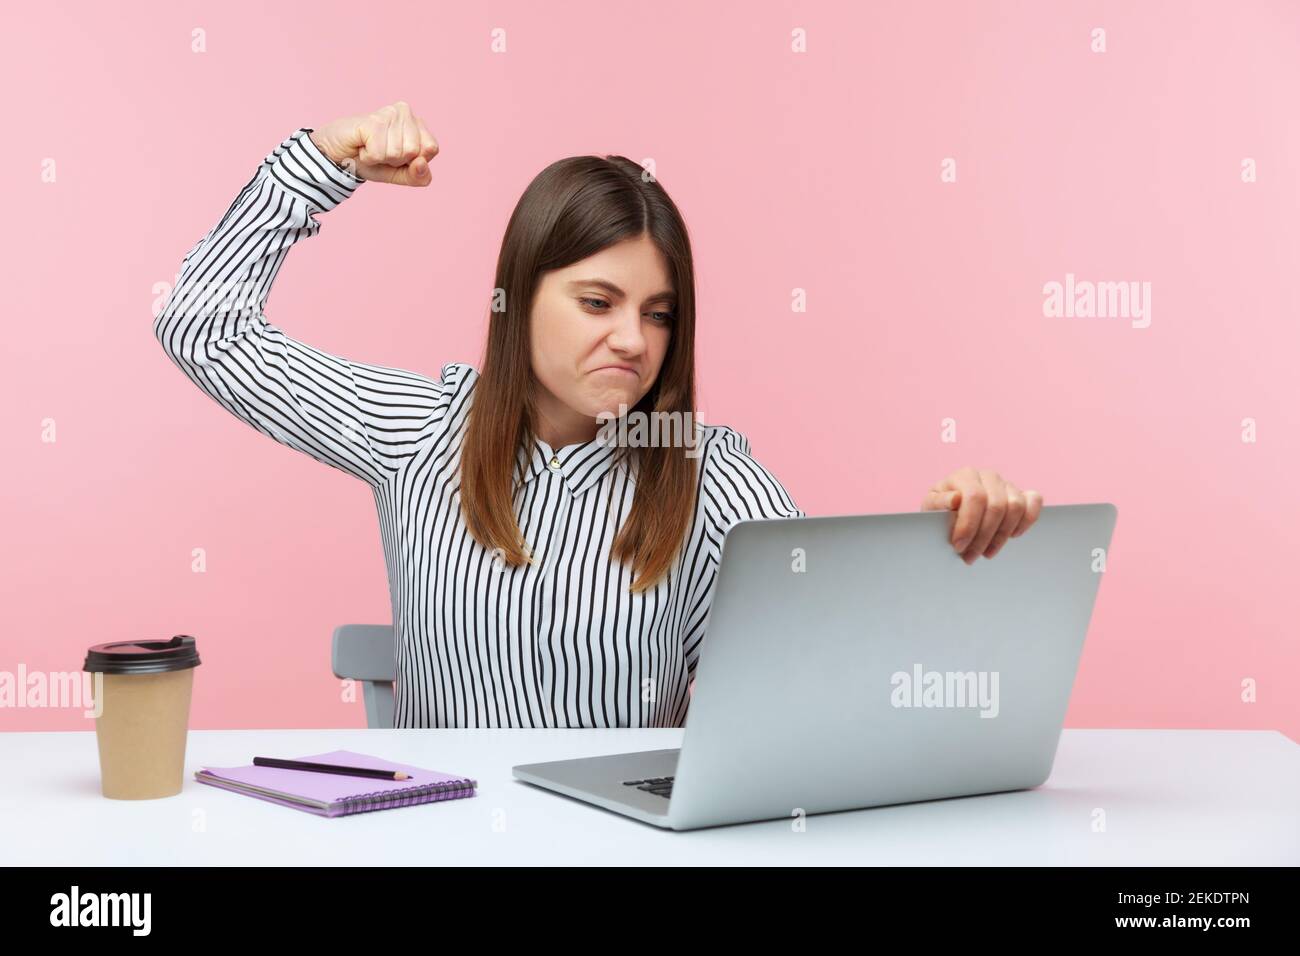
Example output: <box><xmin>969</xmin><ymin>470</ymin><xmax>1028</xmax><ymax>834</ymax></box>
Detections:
<box><xmin>622</xmin><ymin>775</ymin><xmax>674</xmax><ymax>798</ymax></box>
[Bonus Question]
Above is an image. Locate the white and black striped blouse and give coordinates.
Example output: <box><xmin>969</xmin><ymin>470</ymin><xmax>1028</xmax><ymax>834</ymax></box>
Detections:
<box><xmin>154</xmin><ymin>127</ymin><xmax>805</xmax><ymax>728</ymax></box>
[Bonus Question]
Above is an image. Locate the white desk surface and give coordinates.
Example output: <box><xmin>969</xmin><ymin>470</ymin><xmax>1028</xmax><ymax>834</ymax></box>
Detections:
<box><xmin>1</xmin><ymin>728</ymin><xmax>1296</xmax><ymax>865</ymax></box>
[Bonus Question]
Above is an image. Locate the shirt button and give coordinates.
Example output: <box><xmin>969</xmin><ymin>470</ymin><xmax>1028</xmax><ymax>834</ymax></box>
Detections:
<box><xmin>548</xmin><ymin>456</ymin><xmax>561</xmax><ymax>471</ymax></box>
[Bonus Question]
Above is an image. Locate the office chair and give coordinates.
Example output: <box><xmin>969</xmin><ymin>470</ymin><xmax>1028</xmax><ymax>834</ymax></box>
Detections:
<box><xmin>330</xmin><ymin>624</ymin><xmax>396</xmax><ymax>729</ymax></box>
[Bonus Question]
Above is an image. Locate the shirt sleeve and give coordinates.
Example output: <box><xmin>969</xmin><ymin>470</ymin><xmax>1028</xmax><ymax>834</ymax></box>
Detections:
<box><xmin>153</xmin><ymin>127</ymin><xmax>454</xmax><ymax>486</ymax></box>
<box><xmin>698</xmin><ymin>424</ymin><xmax>805</xmax><ymax>567</ymax></box>
<box><xmin>680</xmin><ymin>424</ymin><xmax>804</xmax><ymax>687</ymax></box>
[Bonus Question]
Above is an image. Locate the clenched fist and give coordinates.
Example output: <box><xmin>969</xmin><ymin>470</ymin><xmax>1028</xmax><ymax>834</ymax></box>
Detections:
<box><xmin>309</xmin><ymin>102</ymin><xmax>439</xmax><ymax>187</ymax></box>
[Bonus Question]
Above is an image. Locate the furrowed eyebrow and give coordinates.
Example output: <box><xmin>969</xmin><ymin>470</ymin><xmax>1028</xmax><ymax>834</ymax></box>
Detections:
<box><xmin>566</xmin><ymin>278</ymin><xmax>677</xmax><ymax>304</ymax></box>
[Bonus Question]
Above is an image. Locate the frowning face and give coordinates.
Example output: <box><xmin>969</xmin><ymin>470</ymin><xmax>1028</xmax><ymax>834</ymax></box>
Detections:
<box><xmin>528</xmin><ymin>233</ymin><xmax>676</xmax><ymax>447</ymax></box>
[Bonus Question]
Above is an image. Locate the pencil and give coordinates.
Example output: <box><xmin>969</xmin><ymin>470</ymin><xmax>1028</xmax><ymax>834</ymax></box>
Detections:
<box><xmin>253</xmin><ymin>757</ymin><xmax>412</xmax><ymax>780</ymax></box>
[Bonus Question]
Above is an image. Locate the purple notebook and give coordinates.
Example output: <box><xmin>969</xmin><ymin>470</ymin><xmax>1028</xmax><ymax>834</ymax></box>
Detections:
<box><xmin>194</xmin><ymin>750</ymin><xmax>477</xmax><ymax>818</ymax></box>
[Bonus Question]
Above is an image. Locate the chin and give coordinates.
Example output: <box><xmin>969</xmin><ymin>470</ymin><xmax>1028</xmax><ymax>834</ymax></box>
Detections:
<box><xmin>585</xmin><ymin>387</ymin><xmax>640</xmax><ymax>419</ymax></box>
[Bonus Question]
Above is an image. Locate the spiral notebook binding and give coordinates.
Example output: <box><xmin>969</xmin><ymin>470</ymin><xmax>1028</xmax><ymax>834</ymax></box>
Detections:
<box><xmin>338</xmin><ymin>778</ymin><xmax>478</xmax><ymax>816</ymax></box>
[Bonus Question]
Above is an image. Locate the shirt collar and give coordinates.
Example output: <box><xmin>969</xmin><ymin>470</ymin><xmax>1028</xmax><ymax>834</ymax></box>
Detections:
<box><xmin>514</xmin><ymin>433</ymin><xmax>627</xmax><ymax>497</ymax></box>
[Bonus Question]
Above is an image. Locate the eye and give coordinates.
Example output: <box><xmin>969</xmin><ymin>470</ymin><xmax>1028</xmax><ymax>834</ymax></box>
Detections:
<box><xmin>580</xmin><ymin>297</ymin><xmax>675</xmax><ymax>324</ymax></box>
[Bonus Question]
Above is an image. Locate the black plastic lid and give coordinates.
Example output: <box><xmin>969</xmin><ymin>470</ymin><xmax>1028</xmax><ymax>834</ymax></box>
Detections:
<box><xmin>83</xmin><ymin>635</ymin><xmax>201</xmax><ymax>675</ymax></box>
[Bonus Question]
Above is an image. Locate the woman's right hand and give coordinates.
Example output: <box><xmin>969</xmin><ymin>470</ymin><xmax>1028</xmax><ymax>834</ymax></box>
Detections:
<box><xmin>309</xmin><ymin>102</ymin><xmax>439</xmax><ymax>186</ymax></box>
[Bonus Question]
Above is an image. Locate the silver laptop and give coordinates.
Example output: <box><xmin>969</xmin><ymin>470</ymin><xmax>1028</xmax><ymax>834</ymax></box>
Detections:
<box><xmin>512</xmin><ymin>503</ymin><xmax>1118</xmax><ymax>830</ymax></box>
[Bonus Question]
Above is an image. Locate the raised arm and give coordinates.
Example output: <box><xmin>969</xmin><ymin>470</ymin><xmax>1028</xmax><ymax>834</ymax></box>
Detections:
<box><xmin>153</xmin><ymin>103</ymin><xmax>445</xmax><ymax>486</ymax></box>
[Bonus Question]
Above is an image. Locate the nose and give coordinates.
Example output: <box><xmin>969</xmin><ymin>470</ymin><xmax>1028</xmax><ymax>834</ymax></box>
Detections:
<box><xmin>604</xmin><ymin>305</ymin><xmax>648</xmax><ymax>356</ymax></box>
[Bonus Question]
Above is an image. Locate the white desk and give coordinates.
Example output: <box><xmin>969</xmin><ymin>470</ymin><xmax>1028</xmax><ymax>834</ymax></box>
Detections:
<box><xmin>1</xmin><ymin>729</ymin><xmax>1296</xmax><ymax>865</ymax></box>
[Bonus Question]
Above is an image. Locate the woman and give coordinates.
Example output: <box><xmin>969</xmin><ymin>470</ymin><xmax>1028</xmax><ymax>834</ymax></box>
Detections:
<box><xmin>154</xmin><ymin>102</ymin><xmax>1043</xmax><ymax>729</ymax></box>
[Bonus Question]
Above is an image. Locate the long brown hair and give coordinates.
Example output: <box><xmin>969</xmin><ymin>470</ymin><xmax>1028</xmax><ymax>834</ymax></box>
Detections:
<box><xmin>460</xmin><ymin>155</ymin><xmax>698</xmax><ymax>593</ymax></box>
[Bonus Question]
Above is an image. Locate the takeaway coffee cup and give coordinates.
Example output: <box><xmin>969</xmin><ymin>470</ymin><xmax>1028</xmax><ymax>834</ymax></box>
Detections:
<box><xmin>83</xmin><ymin>635</ymin><xmax>201</xmax><ymax>799</ymax></box>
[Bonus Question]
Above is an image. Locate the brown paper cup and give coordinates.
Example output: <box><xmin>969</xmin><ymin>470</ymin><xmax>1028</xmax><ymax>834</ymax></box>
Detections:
<box><xmin>84</xmin><ymin>635</ymin><xmax>201</xmax><ymax>800</ymax></box>
<box><xmin>94</xmin><ymin>668</ymin><xmax>195</xmax><ymax>799</ymax></box>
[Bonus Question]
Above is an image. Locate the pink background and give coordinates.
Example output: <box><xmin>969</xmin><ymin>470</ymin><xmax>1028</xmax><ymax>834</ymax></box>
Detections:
<box><xmin>2</xmin><ymin>1</ymin><xmax>1296</xmax><ymax>738</ymax></box>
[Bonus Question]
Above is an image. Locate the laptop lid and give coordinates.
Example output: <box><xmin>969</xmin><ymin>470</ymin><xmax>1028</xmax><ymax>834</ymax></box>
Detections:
<box><xmin>667</xmin><ymin>503</ymin><xmax>1117</xmax><ymax>830</ymax></box>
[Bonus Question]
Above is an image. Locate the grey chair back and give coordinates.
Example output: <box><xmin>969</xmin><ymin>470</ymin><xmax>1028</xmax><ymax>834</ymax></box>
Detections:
<box><xmin>330</xmin><ymin>624</ymin><xmax>396</xmax><ymax>729</ymax></box>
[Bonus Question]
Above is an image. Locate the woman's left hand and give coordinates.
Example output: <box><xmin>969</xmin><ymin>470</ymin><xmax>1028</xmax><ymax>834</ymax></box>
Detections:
<box><xmin>921</xmin><ymin>467</ymin><xmax>1043</xmax><ymax>564</ymax></box>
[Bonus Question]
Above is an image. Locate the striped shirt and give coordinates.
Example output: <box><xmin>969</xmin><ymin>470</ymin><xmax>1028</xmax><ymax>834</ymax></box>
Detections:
<box><xmin>154</xmin><ymin>127</ymin><xmax>805</xmax><ymax>728</ymax></box>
